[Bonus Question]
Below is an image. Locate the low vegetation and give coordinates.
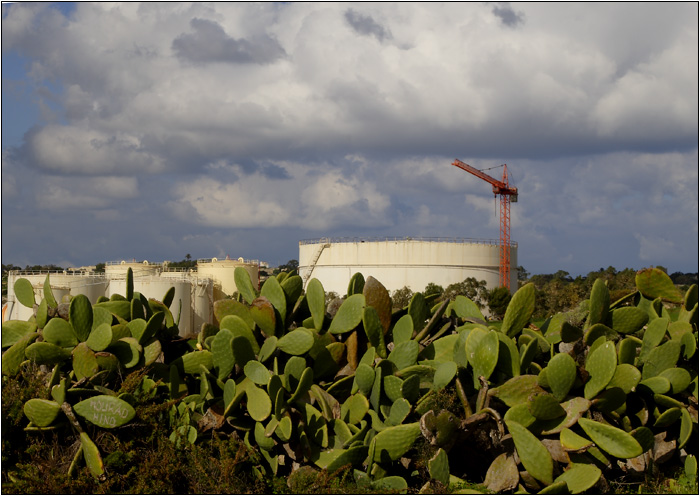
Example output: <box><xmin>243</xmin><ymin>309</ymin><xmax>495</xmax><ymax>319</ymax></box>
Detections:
<box><xmin>1</xmin><ymin>266</ymin><xmax>697</xmax><ymax>494</ymax></box>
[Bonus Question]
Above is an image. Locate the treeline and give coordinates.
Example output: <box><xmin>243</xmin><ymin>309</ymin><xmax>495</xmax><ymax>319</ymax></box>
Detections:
<box><xmin>521</xmin><ymin>266</ymin><xmax>698</xmax><ymax>319</ymax></box>
<box><xmin>389</xmin><ymin>266</ymin><xmax>697</xmax><ymax>321</ymax></box>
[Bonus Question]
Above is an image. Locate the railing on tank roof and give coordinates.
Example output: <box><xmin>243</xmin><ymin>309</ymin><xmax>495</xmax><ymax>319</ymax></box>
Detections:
<box><xmin>299</xmin><ymin>237</ymin><xmax>517</xmax><ymax>248</ymax></box>
<box><xmin>197</xmin><ymin>257</ymin><xmax>260</xmax><ymax>265</ymax></box>
<box><xmin>7</xmin><ymin>270</ymin><xmax>102</xmax><ymax>276</ymax></box>
<box><xmin>105</xmin><ymin>260</ymin><xmax>162</xmax><ymax>266</ymax></box>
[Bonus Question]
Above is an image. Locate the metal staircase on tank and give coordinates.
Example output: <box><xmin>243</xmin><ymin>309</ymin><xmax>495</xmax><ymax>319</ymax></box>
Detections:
<box><xmin>302</xmin><ymin>238</ymin><xmax>330</xmax><ymax>285</ymax></box>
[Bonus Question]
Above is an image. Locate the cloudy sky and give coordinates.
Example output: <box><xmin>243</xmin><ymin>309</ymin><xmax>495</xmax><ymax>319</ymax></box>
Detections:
<box><xmin>2</xmin><ymin>2</ymin><xmax>698</xmax><ymax>276</ymax></box>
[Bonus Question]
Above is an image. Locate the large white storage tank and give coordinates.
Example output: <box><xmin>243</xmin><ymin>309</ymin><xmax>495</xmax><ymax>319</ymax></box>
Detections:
<box><xmin>5</xmin><ymin>271</ymin><xmax>109</xmax><ymax>321</ymax></box>
<box><xmin>196</xmin><ymin>257</ymin><xmax>260</xmax><ymax>301</ymax></box>
<box><xmin>299</xmin><ymin>237</ymin><xmax>517</xmax><ymax>295</ymax></box>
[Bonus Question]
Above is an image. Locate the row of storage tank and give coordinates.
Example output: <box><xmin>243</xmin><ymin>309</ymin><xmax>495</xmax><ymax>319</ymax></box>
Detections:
<box><xmin>4</xmin><ymin>238</ymin><xmax>516</xmax><ymax>336</ymax></box>
<box><xmin>4</xmin><ymin>258</ymin><xmax>259</xmax><ymax>337</ymax></box>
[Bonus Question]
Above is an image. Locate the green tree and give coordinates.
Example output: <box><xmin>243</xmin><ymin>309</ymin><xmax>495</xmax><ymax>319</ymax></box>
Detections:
<box><xmin>391</xmin><ymin>286</ymin><xmax>414</xmax><ymax>310</ymax></box>
<box><xmin>274</xmin><ymin>259</ymin><xmax>299</xmax><ymax>275</ymax></box>
<box><xmin>443</xmin><ymin>278</ymin><xmax>489</xmax><ymax>308</ymax></box>
<box><xmin>488</xmin><ymin>286</ymin><xmax>511</xmax><ymax>319</ymax></box>
<box><xmin>424</xmin><ymin>282</ymin><xmax>444</xmax><ymax>298</ymax></box>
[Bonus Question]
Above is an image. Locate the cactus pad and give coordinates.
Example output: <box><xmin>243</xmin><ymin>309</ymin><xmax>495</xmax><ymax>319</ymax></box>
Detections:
<box><xmin>489</xmin><ymin>375</ymin><xmax>546</xmax><ymax>407</ymax></box>
<box><xmin>428</xmin><ymin>448</ymin><xmax>450</xmax><ymax>486</ymax></box>
<box><xmin>2</xmin><ymin>333</ymin><xmax>39</xmax><ymax>375</ymax></box>
<box><xmin>354</xmin><ymin>363</ymin><xmax>375</xmax><ymax>396</ymax></box>
<box><xmin>13</xmin><ymin>278</ymin><xmax>36</xmax><ymax>308</ymax></box>
<box><xmin>505</xmin><ymin>419</ymin><xmax>553</xmax><ymax>485</ymax></box>
<box><xmin>433</xmin><ymin>361</ymin><xmax>458</xmax><ymax>391</ymax></box>
<box><xmin>24</xmin><ymin>398</ymin><xmax>62</xmax><ymax>427</ymax></box>
<box><xmin>306</xmin><ymin>278</ymin><xmax>326</xmax><ymax>330</ymax></box>
<box><xmin>502</xmin><ymin>283</ymin><xmax>535</xmax><ymax>337</ymax></box>
<box><xmin>636</xmin><ymin>267</ymin><xmax>683</xmax><ymax>303</ymax></box>
<box><xmin>388</xmin><ymin>340</ymin><xmax>420</xmax><ymax>370</ymax></box>
<box><xmin>362</xmin><ymin>306</ymin><xmax>387</xmax><ymax>358</ymax></box>
<box><xmin>371</xmin><ymin>422</ymin><xmax>421</xmax><ymax>462</ymax></box>
<box><xmin>244</xmin><ymin>360</ymin><xmax>271</xmax><ymax>385</ymax></box>
<box><xmin>261</xmin><ymin>276</ymin><xmax>287</xmax><ymax>322</ymax></box>
<box><xmin>341</xmin><ymin>393</ymin><xmax>370</xmax><ymax>425</ymax></box>
<box><xmin>173</xmin><ymin>350</ymin><xmax>213</xmax><ymax>375</ymax></box>
<box><xmin>642</xmin><ymin>340</ymin><xmax>681</xmax><ymax>380</ymax></box>
<box><xmin>25</xmin><ymin>341</ymin><xmax>72</xmax><ymax>365</ymax></box>
<box><xmin>392</xmin><ymin>315</ymin><xmax>414</xmax><ymax>344</ymax></box>
<box><xmin>363</xmin><ymin>276</ymin><xmax>392</xmax><ymax>334</ymax></box>
<box><xmin>408</xmin><ymin>292</ymin><xmax>429</xmax><ymax>332</ymax></box>
<box><xmin>586</xmin><ymin>278</ymin><xmax>610</xmax><ymax>328</ymax></box>
<box><xmin>213</xmin><ymin>298</ymin><xmax>255</xmax><ymax>329</ymax></box>
<box><xmin>80</xmin><ymin>432</ymin><xmax>104</xmax><ymax>479</ymax></box>
<box><xmin>578</xmin><ymin>417</ymin><xmax>643</xmax><ymax>458</ymax></box>
<box><xmin>211</xmin><ymin>329</ymin><xmax>235</xmax><ymax>380</ymax></box>
<box><xmin>658</xmin><ymin>367</ymin><xmax>691</xmax><ymax>394</ymax></box>
<box><xmin>2</xmin><ymin>321</ymin><xmax>37</xmax><ymax>349</ymax></box>
<box><xmin>74</xmin><ymin>395</ymin><xmax>136</xmax><ymax>428</ymax></box>
<box><xmin>528</xmin><ymin>393</ymin><xmax>565</xmax><ymax>421</ymax></box>
<box><xmin>584</xmin><ymin>341</ymin><xmax>617</xmax><ymax>399</ymax></box>
<box><xmin>234</xmin><ymin>267</ymin><xmax>257</xmax><ymax>304</ymax></box>
<box><xmin>546</xmin><ymin>352</ymin><xmax>576</xmax><ymax>401</ymax></box>
<box><xmin>328</xmin><ymin>294</ymin><xmax>365</xmax><ymax>335</ymax></box>
<box><xmin>484</xmin><ymin>452</ymin><xmax>520</xmax><ymax>493</ymax></box>
<box><xmin>246</xmin><ymin>384</ymin><xmax>272</xmax><ymax>422</ymax></box>
<box><xmin>611</xmin><ymin>307</ymin><xmax>648</xmax><ymax>334</ymax></box>
<box><xmin>86</xmin><ymin>323</ymin><xmax>113</xmax><ymax>352</ymax></box>
<box><xmin>469</xmin><ymin>329</ymin><xmax>499</xmax><ymax>385</ymax></box>
<box><xmin>553</xmin><ymin>463</ymin><xmax>601</xmax><ymax>494</ymax></box>
<box><xmin>277</xmin><ymin>328</ymin><xmax>314</xmax><ymax>356</ymax></box>
<box><xmin>43</xmin><ymin>318</ymin><xmax>78</xmax><ymax>348</ymax></box>
<box><xmin>73</xmin><ymin>342</ymin><xmax>99</xmax><ymax>380</ymax></box>
<box><xmin>452</xmin><ymin>294</ymin><xmax>486</xmax><ymax>322</ymax></box>
<box><xmin>250</xmin><ymin>297</ymin><xmax>277</xmax><ymax>338</ymax></box>
<box><xmin>69</xmin><ymin>294</ymin><xmax>93</xmax><ymax>342</ymax></box>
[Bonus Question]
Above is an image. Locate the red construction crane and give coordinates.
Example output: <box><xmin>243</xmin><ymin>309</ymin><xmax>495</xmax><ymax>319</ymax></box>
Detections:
<box><xmin>452</xmin><ymin>159</ymin><xmax>518</xmax><ymax>291</ymax></box>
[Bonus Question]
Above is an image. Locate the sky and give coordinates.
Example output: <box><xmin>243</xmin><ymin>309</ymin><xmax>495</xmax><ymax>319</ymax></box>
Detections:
<box><xmin>1</xmin><ymin>2</ymin><xmax>698</xmax><ymax>276</ymax></box>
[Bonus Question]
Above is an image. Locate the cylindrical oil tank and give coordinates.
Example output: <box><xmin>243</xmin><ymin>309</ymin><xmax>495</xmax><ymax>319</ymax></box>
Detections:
<box><xmin>196</xmin><ymin>257</ymin><xmax>259</xmax><ymax>301</ymax></box>
<box><xmin>108</xmin><ymin>276</ymin><xmax>193</xmax><ymax>337</ymax></box>
<box><xmin>191</xmin><ymin>277</ymin><xmax>214</xmax><ymax>335</ymax></box>
<box><xmin>5</xmin><ymin>272</ymin><xmax>109</xmax><ymax>321</ymax></box>
<box><xmin>298</xmin><ymin>237</ymin><xmax>518</xmax><ymax>295</ymax></box>
<box><xmin>104</xmin><ymin>260</ymin><xmax>160</xmax><ymax>279</ymax></box>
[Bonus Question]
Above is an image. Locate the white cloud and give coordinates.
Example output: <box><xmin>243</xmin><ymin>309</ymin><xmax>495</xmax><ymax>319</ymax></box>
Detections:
<box><xmin>635</xmin><ymin>234</ymin><xmax>677</xmax><ymax>263</ymax></box>
<box><xmin>170</xmin><ymin>176</ymin><xmax>291</xmax><ymax>228</ymax></box>
<box><xmin>26</xmin><ymin>125</ymin><xmax>166</xmax><ymax>175</ymax></box>
<box><xmin>35</xmin><ymin>176</ymin><xmax>139</xmax><ymax>210</ymax></box>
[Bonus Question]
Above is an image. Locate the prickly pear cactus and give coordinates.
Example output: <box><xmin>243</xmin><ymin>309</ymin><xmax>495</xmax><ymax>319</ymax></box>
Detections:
<box><xmin>3</xmin><ymin>269</ymin><xmax>697</xmax><ymax>492</ymax></box>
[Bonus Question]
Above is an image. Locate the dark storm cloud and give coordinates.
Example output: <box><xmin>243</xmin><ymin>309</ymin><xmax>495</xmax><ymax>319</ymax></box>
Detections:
<box><xmin>172</xmin><ymin>18</ymin><xmax>286</xmax><ymax>65</ymax></box>
<box><xmin>2</xmin><ymin>3</ymin><xmax>697</xmax><ymax>274</ymax></box>
<box><xmin>492</xmin><ymin>3</ymin><xmax>525</xmax><ymax>27</ymax></box>
<box><xmin>344</xmin><ymin>9</ymin><xmax>392</xmax><ymax>42</ymax></box>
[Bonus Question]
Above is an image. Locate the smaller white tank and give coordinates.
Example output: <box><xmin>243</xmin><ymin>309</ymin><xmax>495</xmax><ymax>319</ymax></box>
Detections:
<box><xmin>196</xmin><ymin>257</ymin><xmax>259</xmax><ymax>299</ymax></box>
<box><xmin>104</xmin><ymin>260</ymin><xmax>160</xmax><ymax>279</ymax></box>
<box><xmin>5</xmin><ymin>272</ymin><xmax>109</xmax><ymax>321</ymax></box>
